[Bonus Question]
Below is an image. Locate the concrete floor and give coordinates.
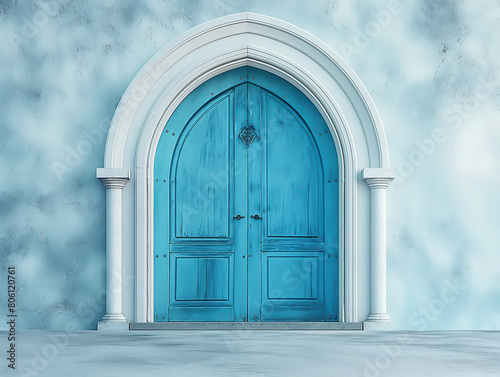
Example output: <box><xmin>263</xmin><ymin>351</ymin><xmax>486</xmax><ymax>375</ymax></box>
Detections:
<box><xmin>5</xmin><ymin>330</ymin><xmax>500</xmax><ymax>376</ymax></box>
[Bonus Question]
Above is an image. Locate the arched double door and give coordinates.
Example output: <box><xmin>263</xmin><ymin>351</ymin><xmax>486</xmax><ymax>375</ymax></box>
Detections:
<box><xmin>154</xmin><ymin>67</ymin><xmax>339</xmax><ymax>322</ymax></box>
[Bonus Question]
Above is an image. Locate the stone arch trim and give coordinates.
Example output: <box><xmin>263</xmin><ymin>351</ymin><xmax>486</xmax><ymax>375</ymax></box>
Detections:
<box><xmin>98</xmin><ymin>12</ymin><xmax>393</xmax><ymax>327</ymax></box>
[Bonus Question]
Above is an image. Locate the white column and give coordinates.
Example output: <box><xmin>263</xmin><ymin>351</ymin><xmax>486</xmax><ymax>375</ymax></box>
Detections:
<box><xmin>97</xmin><ymin>168</ymin><xmax>130</xmax><ymax>330</ymax></box>
<box><xmin>362</xmin><ymin>168</ymin><xmax>395</xmax><ymax>323</ymax></box>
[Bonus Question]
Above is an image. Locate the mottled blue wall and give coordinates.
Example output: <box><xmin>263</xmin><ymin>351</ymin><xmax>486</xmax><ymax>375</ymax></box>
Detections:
<box><xmin>1</xmin><ymin>0</ymin><xmax>499</xmax><ymax>330</ymax></box>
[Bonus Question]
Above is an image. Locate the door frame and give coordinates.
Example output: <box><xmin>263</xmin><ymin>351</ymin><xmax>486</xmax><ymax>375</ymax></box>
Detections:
<box><xmin>97</xmin><ymin>13</ymin><xmax>395</xmax><ymax>328</ymax></box>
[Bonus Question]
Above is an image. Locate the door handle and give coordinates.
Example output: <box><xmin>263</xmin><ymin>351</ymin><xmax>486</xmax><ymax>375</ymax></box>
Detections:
<box><xmin>250</xmin><ymin>214</ymin><xmax>263</xmax><ymax>220</ymax></box>
<box><xmin>233</xmin><ymin>215</ymin><xmax>245</xmax><ymax>220</ymax></box>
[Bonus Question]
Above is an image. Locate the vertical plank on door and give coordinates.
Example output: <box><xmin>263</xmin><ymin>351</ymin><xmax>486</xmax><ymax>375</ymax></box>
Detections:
<box><xmin>233</xmin><ymin>82</ymin><xmax>249</xmax><ymax>321</ymax></box>
<box><xmin>247</xmin><ymin>83</ymin><xmax>263</xmax><ymax>321</ymax></box>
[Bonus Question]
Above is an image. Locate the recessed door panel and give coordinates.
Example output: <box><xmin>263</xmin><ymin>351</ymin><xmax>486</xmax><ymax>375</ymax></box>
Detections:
<box><xmin>173</xmin><ymin>94</ymin><xmax>232</xmax><ymax>240</ymax></box>
<box><xmin>266</xmin><ymin>256</ymin><xmax>319</xmax><ymax>299</ymax></box>
<box><xmin>264</xmin><ymin>95</ymin><xmax>322</xmax><ymax>239</ymax></box>
<box><xmin>260</xmin><ymin>252</ymin><xmax>325</xmax><ymax>321</ymax></box>
<box><xmin>173</xmin><ymin>256</ymin><xmax>230</xmax><ymax>301</ymax></box>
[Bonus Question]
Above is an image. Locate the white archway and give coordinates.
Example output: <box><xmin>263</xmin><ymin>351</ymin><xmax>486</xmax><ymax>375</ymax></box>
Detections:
<box><xmin>97</xmin><ymin>12</ymin><xmax>395</xmax><ymax>329</ymax></box>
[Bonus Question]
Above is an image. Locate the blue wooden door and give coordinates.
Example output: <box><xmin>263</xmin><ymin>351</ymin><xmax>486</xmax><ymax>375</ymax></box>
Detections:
<box><xmin>154</xmin><ymin>67</ymin><xmax>339</xmax><ymax>322</ymax></box>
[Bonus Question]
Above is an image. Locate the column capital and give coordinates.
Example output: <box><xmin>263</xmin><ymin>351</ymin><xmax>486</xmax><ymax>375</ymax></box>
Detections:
<box><xmin>362</xmin><ymin>168</ymin><xmax>396</xmax><ymax>190</ymax></box>
<box><xmin>97</xmin><ymin>168</ymin><xmax>130</xmax><ymax>189</ymax></box>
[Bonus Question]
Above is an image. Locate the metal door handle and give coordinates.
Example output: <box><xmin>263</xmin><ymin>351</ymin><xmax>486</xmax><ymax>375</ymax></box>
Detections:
<box><xmin>233</xmin><ymin>215</ymin><xmax>245</xmax><ymax>220</ymax></box>
<box><xmin>250</xmin><ymin>214</ymin><xmax>263</xmax><ymax>220</ymax></box>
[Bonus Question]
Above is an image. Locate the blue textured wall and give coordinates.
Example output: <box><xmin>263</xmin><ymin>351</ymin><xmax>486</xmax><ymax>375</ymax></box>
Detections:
<box><xmin>1</xmin><ymin>0</ymin><xmax>499</xmax><ymax>329</ymax></box>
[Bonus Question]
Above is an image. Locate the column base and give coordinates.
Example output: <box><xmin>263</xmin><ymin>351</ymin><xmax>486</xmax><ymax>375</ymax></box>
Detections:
<box><xmin>365</xmin><ymin>313</ymin><xmax>391</xmax><ymax>322</ymax></box>
<box><xmin>363</xmin><ymin>313</ymin><xmax>394</xmax><ymax>331</ymax></box>
<box><xmin>98</xmin><ymin>314</ymin><xmax>129</xmax><ymax>331</ymax></box>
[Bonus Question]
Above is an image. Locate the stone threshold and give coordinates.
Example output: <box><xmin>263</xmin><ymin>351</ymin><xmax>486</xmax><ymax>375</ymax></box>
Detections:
<box><xmin>129</xmin><ymin>322</ymin><xmax>364</xmax><ymax>331</ymax></box>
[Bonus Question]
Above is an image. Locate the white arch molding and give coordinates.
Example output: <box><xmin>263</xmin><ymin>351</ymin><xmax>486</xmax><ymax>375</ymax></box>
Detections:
<box><xmin>96</xmin><ymin>13</ymin><xmax>395</xmax><ymax>330</ymax></box>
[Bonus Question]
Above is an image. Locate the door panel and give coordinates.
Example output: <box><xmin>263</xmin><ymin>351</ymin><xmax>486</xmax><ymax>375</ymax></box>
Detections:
<box><xmin>264</xmin><ymin>94</ymin><xmax>321</xmax><ymax>239</ymax></box>
<box><xmin>266</xmin><ymin>255</ymin><xmax>319</xmax><ymax>299</ymax></box>
<box><xmin>260</xmin><ymin>251</ymin><xmax>326</xmax><ymax>321</ymax></box>
<box><xmin>154</xmin><ymin>67</ymin><xmax>338</xmax><ymax>322</ymax></box>
<box><xmin>173</xmin><ymin>94</ymin><xmax>232</xmax><ymax>240</ymax></box>
<box><xmin>173</xmin><ymin>256</ymin><xmax>230</xmax><ymax>301</ymax></box>
<box><xmin>167</xmin><ymin>253</ymin><xmax>235</xmax><ymax>320</ymax></box>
